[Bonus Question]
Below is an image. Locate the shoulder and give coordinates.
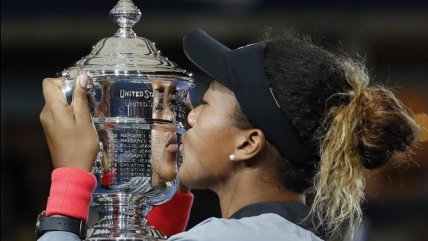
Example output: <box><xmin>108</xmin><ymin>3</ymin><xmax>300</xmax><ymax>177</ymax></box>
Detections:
<box><xmin>168</xmin><ymin>214</ymin><xmax>323</xmax><ymax>241</ymax></box>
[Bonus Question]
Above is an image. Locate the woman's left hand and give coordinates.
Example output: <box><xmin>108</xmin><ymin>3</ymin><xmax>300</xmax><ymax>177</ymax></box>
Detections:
<box><xmin>40</xmin><ymin>75</ymin><xmax>99</xmax><ymax>171</ymax></box>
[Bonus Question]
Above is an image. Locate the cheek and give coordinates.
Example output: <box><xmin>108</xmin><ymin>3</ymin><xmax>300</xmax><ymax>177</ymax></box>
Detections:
<box><xmin>186</xmin><ymin>122</ymin><xmax>230</xmax><ymax>163</ymax></box>
<box><xmin>181</xmin><ymin>130</ymin><xmax>222</xmax><ymax>170</ymax></box>
<box><xmin>179</xmin><ymin>155</ymin><xmax>230</xmax><ymax>189</ymax></box>
<box><xmin>179</xmin><ymin>129</ymin><xmax>232</xmax><ymax>188</ymax></box>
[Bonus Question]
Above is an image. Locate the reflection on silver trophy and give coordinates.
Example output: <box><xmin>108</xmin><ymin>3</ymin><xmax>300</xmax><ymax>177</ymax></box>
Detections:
<box><xmin>60</xmin><ymin>0</ymin><xmax>194</xmax><ymax>240</ymax></box>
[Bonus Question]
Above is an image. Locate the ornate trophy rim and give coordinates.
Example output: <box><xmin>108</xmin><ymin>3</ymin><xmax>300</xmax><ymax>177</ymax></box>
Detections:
<box><xmin>61</xmin><ymin>0</ymin><xmax>194</xmax><ymax>85</ymax></box>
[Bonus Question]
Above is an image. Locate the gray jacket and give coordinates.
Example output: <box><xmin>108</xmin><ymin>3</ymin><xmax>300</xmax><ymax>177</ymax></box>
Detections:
<box><xmin>38</xmin><ymin>202</ymin><xmax>325</xmax><ymax>241</ymax></box>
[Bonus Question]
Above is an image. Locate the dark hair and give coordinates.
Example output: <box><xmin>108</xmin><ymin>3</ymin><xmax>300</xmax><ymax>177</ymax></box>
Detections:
<box><xmin>232</xmin><ymin>34</ymin><xmax>419</xmax><ymax>236</ymax></box>
<box><xmin>264</xmin><ymin>36</ymin><xmax>353</xmax><ymax>193</ymax></box>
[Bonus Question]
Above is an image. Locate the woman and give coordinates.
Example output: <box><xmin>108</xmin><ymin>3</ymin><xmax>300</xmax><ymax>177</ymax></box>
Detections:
<box><xmin>37</xmin><ymin>29</ymin><xmax>419</xmax><ymax>241</ymax></box>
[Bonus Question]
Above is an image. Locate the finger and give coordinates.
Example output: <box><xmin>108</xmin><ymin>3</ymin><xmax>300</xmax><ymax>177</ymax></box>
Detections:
<box><xmin>39</xmin><ymin>106</ymin><xmax>52</xmax><ymax>127</ymax></box>
<box><xmin>72</xmin><ymin>74</ymin><xmax>92</xmax><ymax>124</ymax></box>
<box><xmin>42</xmin><ymin>78</ymin><xmax>67</xmax><ymax>105</ymax></box>
<box><xmin>40</xmin><ymin>100</ymin><xmax>73</xmax><ymax>131</ymax></box>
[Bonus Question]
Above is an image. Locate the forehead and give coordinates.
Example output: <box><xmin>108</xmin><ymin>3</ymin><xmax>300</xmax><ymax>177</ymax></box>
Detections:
<box><xmin>204</xmin><ymin>80</ymin><xmax>237</xmax><ymax>109</ymax></box>
<box><xmin>205</xmin><ymin>80</ymin><xmax>233</xmax><ymax>98</ymax></box>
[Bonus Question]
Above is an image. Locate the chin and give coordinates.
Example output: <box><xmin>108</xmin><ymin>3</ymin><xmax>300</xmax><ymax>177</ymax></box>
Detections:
<box><xmin>177</xmin><ymin>172</ymin><xmax>191</xmax><ymax>188</ymax></box>
<box><xmin>177</xmin><ymin>168</ymin><xmax>188</xmax><ymax>183</ymax></box>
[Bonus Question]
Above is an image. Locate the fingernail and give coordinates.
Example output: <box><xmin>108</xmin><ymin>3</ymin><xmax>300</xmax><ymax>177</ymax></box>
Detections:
<box><xmin>78</xmin><ymin>74</ymin><xmax>88</xmax><ymax>88</ymax></box>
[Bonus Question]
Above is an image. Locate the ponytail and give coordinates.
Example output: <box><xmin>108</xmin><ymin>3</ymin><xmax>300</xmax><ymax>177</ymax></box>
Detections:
<box><xmin>310</xmin><ymin>58</ymin><xmax>419</xmax><ymax>237</ymax></box>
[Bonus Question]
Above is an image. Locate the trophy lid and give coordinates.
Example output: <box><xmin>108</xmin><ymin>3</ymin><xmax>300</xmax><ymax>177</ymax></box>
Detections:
<box><xmin>61</xmin><ymin>0</ymin><xmax>193</xmax><ymax>82</ymax></box>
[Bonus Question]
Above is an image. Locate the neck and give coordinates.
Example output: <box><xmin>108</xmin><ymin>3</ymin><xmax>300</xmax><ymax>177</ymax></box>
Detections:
<box><xmin>213</xmin><ymin>165</ymin><xmax>304</xmax><ymax>218</ymax></box>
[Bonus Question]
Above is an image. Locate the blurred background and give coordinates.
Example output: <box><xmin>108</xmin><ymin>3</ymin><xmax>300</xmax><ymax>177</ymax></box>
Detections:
<box><xmin>1</xmin><ymin>0</ymin><xmax>427</xmax><ymax>240</ymax></box>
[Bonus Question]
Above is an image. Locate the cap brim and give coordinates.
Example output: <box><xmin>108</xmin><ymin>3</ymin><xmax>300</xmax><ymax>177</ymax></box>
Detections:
<box><xmin>183</xmin><ymin>29</ymin><xmax>232</xmax><ymax>89</ymax></box>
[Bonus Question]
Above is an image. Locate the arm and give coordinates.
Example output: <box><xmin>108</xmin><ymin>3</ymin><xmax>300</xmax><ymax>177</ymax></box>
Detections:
<box><xmin>40</xmin><ymin>75</ymin><xmax>98</xmax><ymax>221</ymax></box>
<box><xmin>37</xmin><ymin>75</ymin><xmax>99</xmax><ymax>240</ymax></box>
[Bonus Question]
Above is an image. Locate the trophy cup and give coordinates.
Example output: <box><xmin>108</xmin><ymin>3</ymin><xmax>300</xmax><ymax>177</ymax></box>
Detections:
<box><xmin>60</xmin><ymin>0</ymin><xmax>194</xmax><ymax>240</ymax></box>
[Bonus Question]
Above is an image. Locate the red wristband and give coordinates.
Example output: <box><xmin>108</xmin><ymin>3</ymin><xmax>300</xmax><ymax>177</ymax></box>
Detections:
<box><xmin>45</xmin><ymin>167</ymin><xmax>96</xmax><ymax>222</ymax></box>
<box><xmin>148</xmin><ymin>192</ymin><xmax>194</xmax><ymax>237</ymax></box>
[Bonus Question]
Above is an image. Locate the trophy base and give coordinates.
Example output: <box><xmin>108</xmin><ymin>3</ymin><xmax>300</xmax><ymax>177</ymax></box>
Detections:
<box><xmin>86</xmin><ymin>194</ymin><xmax>167</xmax><ymax>241</ymax></box>
<box><xmin>85</xmin><ymin>228</ymin><xmax>166</xmax><ymax>241</ymax></box>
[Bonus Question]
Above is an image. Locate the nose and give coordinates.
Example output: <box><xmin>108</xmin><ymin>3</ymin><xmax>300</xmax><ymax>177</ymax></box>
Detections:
<box><xmin>187</xmin><ymin>107</ymin><xmax>199</xmax><ymax>128</ymax></box>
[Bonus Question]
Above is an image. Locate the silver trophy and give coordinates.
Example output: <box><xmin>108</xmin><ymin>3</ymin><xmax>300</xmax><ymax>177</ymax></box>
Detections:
<box><xmin>60</xmin><ymin>0</ymin><xmax>194</xmax><ymax>240</ymax></box>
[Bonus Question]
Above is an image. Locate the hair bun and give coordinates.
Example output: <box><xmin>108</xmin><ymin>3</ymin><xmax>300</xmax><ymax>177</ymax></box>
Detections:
<box><xmin>357</xmin><ymin>87</ymin><xmax>417</xmax><ymax>169</ymax></box>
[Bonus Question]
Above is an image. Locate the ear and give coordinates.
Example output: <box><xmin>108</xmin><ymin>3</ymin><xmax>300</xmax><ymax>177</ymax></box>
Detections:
<box><xmin>233</xmin><ymin>129</ymin><xmax>266</xmax><ymax>162</ymax></box>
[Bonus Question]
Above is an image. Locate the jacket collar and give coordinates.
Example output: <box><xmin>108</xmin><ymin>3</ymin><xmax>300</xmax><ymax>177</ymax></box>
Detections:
<box><xmin>230</xmin><ymin>201</ymin><xmax>326</xmax><ymax>239</ymax></box>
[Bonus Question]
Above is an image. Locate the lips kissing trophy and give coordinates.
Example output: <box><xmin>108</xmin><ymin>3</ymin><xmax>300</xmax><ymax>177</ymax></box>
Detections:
<box><xmin>60</xmin><ymin>0</ymin><xmax>194</xmax><ymax>240</ymax></box>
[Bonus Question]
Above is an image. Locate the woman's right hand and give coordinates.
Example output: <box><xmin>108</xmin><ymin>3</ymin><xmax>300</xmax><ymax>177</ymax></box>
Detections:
<box><xmin>40</xmin><ymin>75</ymin><xmax>99</xmax><ymax>171</ymax></box>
